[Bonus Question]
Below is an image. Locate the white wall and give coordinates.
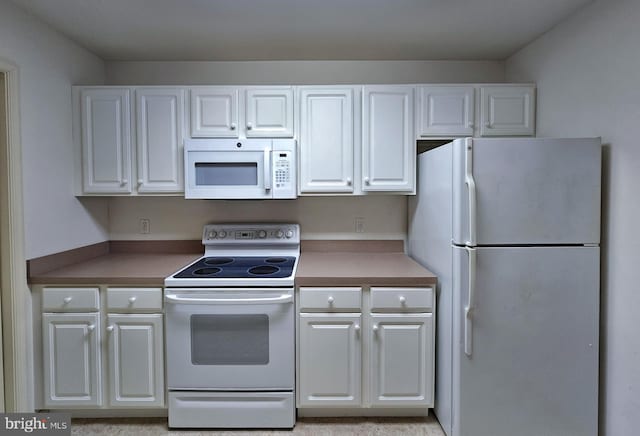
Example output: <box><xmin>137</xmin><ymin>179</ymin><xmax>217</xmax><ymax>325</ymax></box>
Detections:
<box><xmin>105</xmin><ymin>59</ymin><xmax>505</xmax><ymax>241</ymax></box>
<box><xmin>0</xmin><ymin>0</ymin><xmax>107</xmax><ymax>259</ymax></box>
<box><xmin>105</xmin><ymin>60</ymin><xmax>504</xmax><ymax>86</ymax></box>
<box><xmin>505</xmin><ymin>1</ymin><xmax>640</xmax><ymax>434</ymax></box>
<box><xmin>109</xmin><ymin>196</ymin><xmax>407</xmax><ymax>241</ymax></box>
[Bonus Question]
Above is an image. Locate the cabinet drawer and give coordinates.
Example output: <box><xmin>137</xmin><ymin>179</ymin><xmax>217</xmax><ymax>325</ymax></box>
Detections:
<box><xmin>107</xmin><ymin>287</ymin><xmax>163</xmax><ymax>311</ymax></box>
<box><xmin>42</xmin><ymin>287</ymin><xmax>99</xmax><ymax>312</ymax></box>
<box><xmin>299</xmin><ymin>287</ymin><xmax>361</xmax><ymax>311</ymax></box>
<box><xmin>370</xmin><ymin>287</ymin><xmax>433</xmax><ymax>312</ymax></box>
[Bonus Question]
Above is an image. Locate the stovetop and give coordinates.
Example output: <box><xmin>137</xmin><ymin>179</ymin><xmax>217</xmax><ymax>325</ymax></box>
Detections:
<box><xmin>164</xmin><ymin>223</ymin><xmax>300</xmax><ymax>288</ymax></box>
<box><xmin>174</xmin><ymin>256</ymin><xmax>296</xmax><ymax>279</ymax></box>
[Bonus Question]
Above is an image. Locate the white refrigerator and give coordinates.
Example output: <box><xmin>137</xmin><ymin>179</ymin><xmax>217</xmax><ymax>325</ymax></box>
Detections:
<box><xmin>408</xmin><ymin>138</ymin><xmax>601</xmax><ymax>436</ymax></box>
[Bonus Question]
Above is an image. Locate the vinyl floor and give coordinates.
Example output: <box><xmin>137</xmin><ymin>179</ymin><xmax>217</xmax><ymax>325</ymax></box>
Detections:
<box><xmin>71</xmin><ymin>416</ymin><xmax>446</xmax><ymax>435</ymax></box>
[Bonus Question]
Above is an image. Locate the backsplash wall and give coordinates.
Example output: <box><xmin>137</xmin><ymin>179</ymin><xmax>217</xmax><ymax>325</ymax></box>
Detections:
<box><xmin>108</xmin><ymin>196</ymin><xmax>408</xmax><ymax>241</ymax></box>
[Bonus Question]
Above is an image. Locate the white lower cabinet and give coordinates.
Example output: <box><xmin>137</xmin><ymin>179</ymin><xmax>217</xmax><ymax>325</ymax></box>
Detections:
<box><xmin>369</xmin><ymin>313</ymin><xmax>433</xmax><ymax>406</ymax></box>
<box><xmin>40</xmin><ymin>286</ymin><xmax>164</xmax><ymax>409</ymax></box>
<box><xmin>107</xmin><ymin>314</ymin><xmax>164</xmax><ymax>407</ymax></box>
<box><xmin>298</xmin><ymin>314</ymin><xmax>362</xmax><ymax>406</ymax></box>
<box><xmin>297</xmin><ymin>286</ymin><xmax>434</xmax><ymax>411</ymax></box>
<box><xmin>43</xmin><ymin>312</ymin><xmax>102</xmax><ymax>407</ymax></box>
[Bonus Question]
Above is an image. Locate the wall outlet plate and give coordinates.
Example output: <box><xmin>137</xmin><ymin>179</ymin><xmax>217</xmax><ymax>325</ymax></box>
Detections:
<box><xmin>140</xmin><ymin>218</ymin><xmax>150</xmax><ymax>234</ymax></box>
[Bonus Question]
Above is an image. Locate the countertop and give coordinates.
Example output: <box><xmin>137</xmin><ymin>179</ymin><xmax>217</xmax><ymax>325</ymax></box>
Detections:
<box><xmin>27</xmin><ymin>240</ymin><xmax>436</xmax><ymax>287</ymax></box>
<box><xmin>296</xmin><ymin>252</ymin><xmax>437</xmax><ymax>287</ymax></box>
<box><xmin>28</xmin><ymin>253</ymin><xmax>200</xmax><ymax>286</ymax></box>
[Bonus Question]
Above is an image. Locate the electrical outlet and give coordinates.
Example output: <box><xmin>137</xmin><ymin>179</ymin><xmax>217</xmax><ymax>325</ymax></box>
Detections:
<box><xmin>140</xmin><ymin>218</ymin><xmax>151</xmax><ymax>234</ymax></box>
<box><xmin>355</xmin><ymin>216</ymin><xmax>365</xmax><ymax>233</ymax></box>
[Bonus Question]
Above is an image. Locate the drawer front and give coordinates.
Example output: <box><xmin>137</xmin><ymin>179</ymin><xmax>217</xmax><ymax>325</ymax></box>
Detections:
<box><xmin>370</xmin><ymin>287</ymin><xmax>433</xmax><ymax>312</ymax></box>
<box><xmin>107</xmin><ymin>287</ymin><xmax>163</xmax><ymax>311</ymax></box>
<box><xmin>299</xmin><ymin>287</ymin><xmax>362</xmax><ymax>311</ymax></box>
<box><xmin>42</xmin><ymin>287</ymin><xmax>100</xmax><ymax>312</ymax></box>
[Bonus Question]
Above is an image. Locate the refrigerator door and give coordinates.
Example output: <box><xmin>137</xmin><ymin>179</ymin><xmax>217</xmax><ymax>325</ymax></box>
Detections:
<box><xmin>451</xmin><ymin>245</ymin><xmax>599</xmax><ymax>436</ymax></box>
<box><xmin>452</xmin><ymin>138</ymin><xmax>601</xmax><ymax>246</ymax></box>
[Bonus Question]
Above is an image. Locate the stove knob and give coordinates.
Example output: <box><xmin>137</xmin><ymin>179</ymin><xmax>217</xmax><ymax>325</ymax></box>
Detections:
<box><xmin>276</xmin><ymin>230</ymin><xmax>284</xmax><ymax>238</ymax></box>
<box><xmin>285</xmin><ymin>229</ymin><xmax>294</xmax><ymax>239</ymax></box>
<box><xmin>208</xmin><ymin>231</ymin><xmax>217</xmax><ymax>239</ymax></box>
<box><xmin>258</xmin><ymin>230</ymin><xmax>267</xmax><ymax>239</ymax></box>
<box><xmin>218</xmin><ymin>231</ymin><xmax>227</xmax><ymax>238</ymax></box>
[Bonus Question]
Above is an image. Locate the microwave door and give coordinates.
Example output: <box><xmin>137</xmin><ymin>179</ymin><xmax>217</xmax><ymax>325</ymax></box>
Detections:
<box><xmin>186</xmin><ymin>150</ymin><xmax>271</xmax><ymax>199</ymax></box>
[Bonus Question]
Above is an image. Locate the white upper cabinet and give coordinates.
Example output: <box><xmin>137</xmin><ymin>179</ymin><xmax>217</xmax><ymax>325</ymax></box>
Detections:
<box><xmin>417</xmin><ymin>85</ymin><xmax>475</xmax><ymax>137</ymax></box>
<box><xmin>299</xmin><ymin>88</ymin><xmax>354</xmax><ymax>193</ymax></box>
<box><xmin>75</xmin><ymin>83</ymin><xmax>533</xmax><ymax>196</ymax></box>
<box><xmin>136</xmin><ymin>88</ymin><xmax>185</xmax><ymax>193</ymax></box>
<box><xmin>189</xmin><ymin>86</ymin><xmax>294</xmax><ymax>138</ymax></box>
<box><xmin>76</xmin><ymin>86</ymin><xmax>186</xmax><ymax>195</ymax></box>
<box><xmin>479</xmin><ymin>85</ymin><xmax>536</xmax><ymax>136</ymax></box>
<box><xmin>362</xmin><ymin>86</ymin><xmax>415</xmax><ymax>193</ymax></box>
<box><xmin>246</xmin><ymin>87</ymin><xmax>294</xmax><ymax>137</ymax></box>
<box><xmin>190</xmin><ymin>87</ymin><xmax>239</xmax><ymax>137</ymax></box>
<box><xmin>414</xmin><ymin>84</ymin><xmax>535</xmax><ymax>138</ymax></box>
<box><xmin>80</xmin><ymin>88</ymin><xmax>132</xmax><ymax>194</ymax></box>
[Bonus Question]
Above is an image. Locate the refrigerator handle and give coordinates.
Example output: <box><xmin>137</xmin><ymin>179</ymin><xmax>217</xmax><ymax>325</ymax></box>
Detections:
<box><xmin>464</xmin><ymin>246</ymin><xmax>477</xmax><ymax>357</ymax></box>
<box><xmin>465</xmin><ymin>138</ymin><xmax>477</xmax><ymax>246</ymax></box>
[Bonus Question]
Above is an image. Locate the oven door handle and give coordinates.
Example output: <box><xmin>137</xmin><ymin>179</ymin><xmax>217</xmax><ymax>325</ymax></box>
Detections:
<box><xmin>165</xmin><ymin>293</ymin><xmax>293</xmax><ymax>305</ymax></box>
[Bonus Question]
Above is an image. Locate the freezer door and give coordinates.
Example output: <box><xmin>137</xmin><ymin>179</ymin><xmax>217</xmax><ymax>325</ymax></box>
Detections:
<box><xmin>451</xmin><ymin>246</ymin><xmax>599</xmax><ymax>436</ymax></box>
<box><xmin>452</xmin><ymin>138</ymin><xmax>601</xmax><ymax>245</ymax></box>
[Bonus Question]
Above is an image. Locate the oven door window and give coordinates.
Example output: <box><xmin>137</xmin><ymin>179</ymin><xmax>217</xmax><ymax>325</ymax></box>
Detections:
<box><xmin>190</xmin><ymin>314</ymin><xmax>269</xmax><ymax>365</ymax></box>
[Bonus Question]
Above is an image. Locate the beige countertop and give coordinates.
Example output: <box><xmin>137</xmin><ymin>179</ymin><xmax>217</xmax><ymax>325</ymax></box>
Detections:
<box><xmin>27</xmin><ymin>240</ymin><xmax>436</xmax><ymax>287</ymax></box>
<box><xmin>296</xmin><ymin>252</ymin><xmax>437</xmax><ymax>287</ymax></box>
<box><xmin>28</xmin><ymin>253</ymin><xmax>200</xmax><ymax>286</ymax></box>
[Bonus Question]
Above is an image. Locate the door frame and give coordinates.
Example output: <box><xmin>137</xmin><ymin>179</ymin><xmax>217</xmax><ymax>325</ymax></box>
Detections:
<box><xmin>0</xmin><ymin>58</ymin><xmax>30</xmax><ymax>412</ymax></box>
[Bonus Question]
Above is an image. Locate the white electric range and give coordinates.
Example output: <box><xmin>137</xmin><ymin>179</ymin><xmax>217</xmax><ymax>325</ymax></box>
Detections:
<box><xmin>164</xmin><ymin>223</ymin><xmax>299</xmax><ymax>429</ymax></box>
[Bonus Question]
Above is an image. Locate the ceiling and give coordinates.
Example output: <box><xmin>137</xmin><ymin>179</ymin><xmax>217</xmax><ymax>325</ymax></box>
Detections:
<box><xmin>11</xmin><ymin>0</ymin><xmax>592</xmax><ymax>61</ymax></box>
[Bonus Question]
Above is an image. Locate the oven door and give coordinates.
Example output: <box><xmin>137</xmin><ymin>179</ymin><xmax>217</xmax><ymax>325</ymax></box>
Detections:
<box><xmin>185</xmin><ymin>148</ymin><xmax>273</xmax><ymax>199</ymax></box>
<box><xmin>164</xmin><ymin>288</ymin><xmax>294</xmax><ymax>390</ymax></box>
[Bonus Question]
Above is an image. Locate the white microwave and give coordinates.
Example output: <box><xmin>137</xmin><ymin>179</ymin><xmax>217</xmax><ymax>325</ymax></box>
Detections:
<box><xmin>184</xmin><ymin>139</ymin><xmax>297</xmax><ymax>199</ymax></box>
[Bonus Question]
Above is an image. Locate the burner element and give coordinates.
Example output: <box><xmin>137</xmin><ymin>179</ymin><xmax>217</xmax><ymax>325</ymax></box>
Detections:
<box><xmin>265</xmin><ymin>257</ymin><xmax>287</xmax><ymax>264</ymax></box>
<box><xmin>193</xmin><ymin>267</ymin><xmax>222</xmax><ymax>276</ymax></box>
<box><xmin>204</xmin><ymin>257</ymin><xmax>234</xmax><ymax>266</ymax></box>
<box><xmin>248</xmin><ymin>265</ymin><xmax>280</xmax><ymax>275</ymax></box>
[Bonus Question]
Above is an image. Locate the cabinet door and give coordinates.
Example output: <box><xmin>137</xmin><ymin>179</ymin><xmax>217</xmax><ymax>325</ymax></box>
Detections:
<box><xmin>479</xmin><ymin>85</ymin><xmax>535</xmax><ymax>136</ymax></box>
<box><xmin>42</xmin><ymin>313</ymin><xmax>101</xmax><ymax>407</ymax></box>
<box><xmin>362</xmin><ymin>86</ymin><xmax>415</xmax><ymax>192</ymax></box>
<box><xmin>246</xmin><ymin>88</ymin><xmax>294</xmax><ymax>137</ymax></box>
<box><xmin>136</xmin><ymin>88</ymin><xmax>185</xmax><ymax>193</ymax></box>
<box><xmin>190</xmin><ymin>87</ymin><xmax>239</xmax><ymax>137</ymax></box>
<box><xmin>369</xmin><ymin>313</ymin><xmax>433</xmax><ymax>406</ymax></box>
<box><xmin>80</xmin><ymin>88</ymin><xmax>132</xmax><ymax>193</ymax></box>
<box><xmin>107</xmin><ymin>314</ymin><xmax>164</xmax><ymax>407</ymax></box>
<box><xmin>299</xmin><ymin>88</ymin><xmax>354</xmax><ymax>193</ymax></box>
<box><xmin>298</xmin><ymin>313</ymin><xmax>361</xmax><ymax>406</ymax></box>
<box><xmin>417</xmin><ymin>86</ymin><xmax>474</xmax><ymax>137</ymax></box>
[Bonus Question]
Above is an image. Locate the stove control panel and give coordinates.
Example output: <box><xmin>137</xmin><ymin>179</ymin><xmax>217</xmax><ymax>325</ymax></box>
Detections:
<box><xmin>203</xmin><ymin>224</ymin><xmax>299</xmax><ymax>244</ymax></box>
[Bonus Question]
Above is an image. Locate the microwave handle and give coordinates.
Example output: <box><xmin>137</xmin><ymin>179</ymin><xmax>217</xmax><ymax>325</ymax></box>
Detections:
<box><xmin>264</xmin><ymin>149</ymin><xmax>272</xmax><ymax>191</ymax></box>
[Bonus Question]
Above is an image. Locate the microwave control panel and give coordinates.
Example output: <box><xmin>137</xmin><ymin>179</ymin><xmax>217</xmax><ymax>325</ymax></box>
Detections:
<box><xmin>272</xmin><ymin>150</ymin><xmax>296</xmax><ymax>198</ymax></box>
